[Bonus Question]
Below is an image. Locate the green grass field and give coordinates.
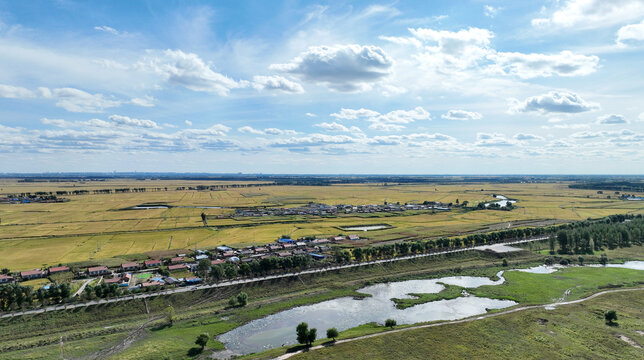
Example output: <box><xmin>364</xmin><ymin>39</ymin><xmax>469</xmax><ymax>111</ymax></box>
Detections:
<box><xmin>291</xmin><ymin>290</ymin><xmax>644</xmax><ymax>360</ymax></box>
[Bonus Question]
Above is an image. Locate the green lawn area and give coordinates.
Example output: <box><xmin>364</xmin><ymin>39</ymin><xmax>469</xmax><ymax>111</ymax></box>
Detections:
<box><xmin>291</xmin><ymin>290</ymin><xmax>644</xmax><ymax>360</ymax></box>
<box><xmin>470</xmin><ymin>266</ymin><xmax>644</xmax><ymax>304</ymax></box>
<box><xmin>116</xmin><ymin>318</ymin><xmax>237</xmax><ymax>360</ymax></box>
<box><xmin>392</xmin><ymin>283</ymin><xmax>464</xmax><ymax>309</ymax></box>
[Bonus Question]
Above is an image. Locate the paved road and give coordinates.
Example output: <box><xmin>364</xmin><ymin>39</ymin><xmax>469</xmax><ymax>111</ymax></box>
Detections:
<box><xmin>274</xmin><ymin>287</ymin><xmax>644</xmax><ymax>359</ymax></box>
<box><xmin>0</xmin><ymin>236</ymin><xmax>547</xmax><ymax>319</ymax></box>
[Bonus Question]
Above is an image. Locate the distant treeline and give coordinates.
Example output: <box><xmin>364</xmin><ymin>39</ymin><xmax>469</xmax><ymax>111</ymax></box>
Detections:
<box><xmin>569</xmin><ymin>181</ymin><xmax>644</xmax><ymax>192</ymax></box>
<box><xmin>6</xmin><ymin>173</ymin><xmax>644</xmax><ymax>186</ymax></box>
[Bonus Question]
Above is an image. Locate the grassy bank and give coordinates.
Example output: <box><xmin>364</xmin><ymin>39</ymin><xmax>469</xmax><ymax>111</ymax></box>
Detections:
<box><xmin>291</xmin><ymin>290</ymin><xmax>644</xmax><ymax>360</ymax></box>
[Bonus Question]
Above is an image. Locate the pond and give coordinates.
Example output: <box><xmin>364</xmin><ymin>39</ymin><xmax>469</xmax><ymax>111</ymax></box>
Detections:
<box><xmin>218</xmin><ymin>273</ymin><xmax>515</xmax><ymax>355</ymax></box>
<box><xmin>485</xmin><ymin>194</ymin><xmax>516</xmax><ymax>208</ymax></box>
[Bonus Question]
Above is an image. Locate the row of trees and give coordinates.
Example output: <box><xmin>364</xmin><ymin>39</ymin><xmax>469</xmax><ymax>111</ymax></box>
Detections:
<box><xmin>295</xmin><ymin>319</ymin><xmax>396</xmax><ymax>347</ymax></box>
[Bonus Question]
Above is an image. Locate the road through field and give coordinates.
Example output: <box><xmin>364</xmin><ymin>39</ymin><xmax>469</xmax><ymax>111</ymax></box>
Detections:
<box><xmin>274</xmin><ymin>287</ymin><xmax>644</xmax><ymax>360</ymax></box>
<box><xmin>0</xmin><ymin>237</ymin><xmax>548</xmax><ymax>319</ymax></box>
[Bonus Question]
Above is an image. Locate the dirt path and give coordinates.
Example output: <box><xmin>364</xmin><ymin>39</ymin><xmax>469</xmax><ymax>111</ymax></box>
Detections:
<box><xmin>274</xmin><ymin>287</ymin><xmax>644</xmax><ymax>360</ymax></box>
<box><xmin>82</xmin><ymin>315</ymin><xmax>163</xmax><ymax>360</ymax></box>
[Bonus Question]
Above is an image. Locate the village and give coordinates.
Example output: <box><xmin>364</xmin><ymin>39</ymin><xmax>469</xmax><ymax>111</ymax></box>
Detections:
<box><xmin>234</xmin><ymin>201</ymin><xmax>451</xmax><ymax>217</ymax></box>
<box><xmin>0</xmin><ymin>233</ymin><xmax>361</xmax><ymax>292</ymax></box>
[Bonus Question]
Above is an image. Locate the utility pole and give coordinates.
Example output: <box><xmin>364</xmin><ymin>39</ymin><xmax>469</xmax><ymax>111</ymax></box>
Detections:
<box><xmin>168</xmin><ymin>236</ymin><xmax>173</xmax><ymax>250</ymax></box>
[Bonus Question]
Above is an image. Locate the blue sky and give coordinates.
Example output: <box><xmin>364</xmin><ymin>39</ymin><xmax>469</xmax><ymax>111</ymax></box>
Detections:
<box><xmin>0</xmin><ymin>0</ymin><xmax>643</xmax><ymax>174</ymax></box>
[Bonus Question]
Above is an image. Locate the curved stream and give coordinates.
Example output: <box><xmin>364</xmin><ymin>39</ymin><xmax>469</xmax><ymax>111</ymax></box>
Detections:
<box><xmin>218</xmin><ymin>273</ymin><xmax>514</xmax><ymax>355</ymax></box>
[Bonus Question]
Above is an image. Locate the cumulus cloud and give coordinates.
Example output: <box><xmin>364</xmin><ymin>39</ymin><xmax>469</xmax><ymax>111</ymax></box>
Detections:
<box><xmin>185</xmin><ymin>120</ymin><xmax>193</xmax><ymax>126</ymax></box>
<box><xmin>532</xmin><ymin>0</ymin><xmax>644</xmax><ymax>29</ymax></box>
<box><xmin>269</xmin><ymin>133</ymin><xmax>358</xmax><ymax>147</ymax></box>
<box><xmin>331</xmin><ymin>108</ymin><xmax>380</xmax><ymax>120</ymax></box>
<box><xmin>238</xmin><ymin>126</ymin><xmax>297</xmax><ymax>135</ymax></box>
<box><xmin>314</xmin><ymin>122</ymin><xmax>362</xmax><ymax>133</ymax></box>
<box><xmin>513</xmin><ymin>133</ymin><xmax>544</xmax><ymax>141</ymax></box>
<box><xmin>0</xmin><ymin>84</ymin><xmax>35</xmax><ymax>98</ymax></box>
<box><xmin>617</xmin><ymin>20</ymin><xmax>644</xmax><ymax>44</ymax></box>
<box><xmin>330</xmin><ymin>106</ymin><xmax>430</xmax><ymax>132</ymax></box>
<box><xmin>108</xmin><ymin>114</ymin><xmax>158</xmax><ymax>128</ymax></box>
<box><xmin>408</xmin><ymin>27</ymin><xmax>494</xmax><ymax>70</ymax></box>
<box><xmin>476</xmin><ymin>133</ymin><xmax>514</xmax><ymax>147</ymax></box>
<box><xmin>305</xmin><ymin>112</ymin><xmax>317</xmax><ymax>117</ymax></box>
<box><xmin>137</xmin><ymin>49</ymin><xmax>245</xmax><ymax>95</ymax></box>
<box><xmin>441</xmin><ymin>110</ymin><xmax>482</xmax><ymax>121</ymax></box>
<box><xmin>597</xmin><ymin>114</ymin><xmax>628</xmax><ymax>124</ymax></box>
<box><xmin>509</xmin><ymin>91</ymin><xmax>599</xmax><ymax>114</ymax></box>
<box><xmin>489</xmin><ymin>51</ymin><xmax>599</xmax><ymax>78</ymax></box>
<box><xmin>252</xmin><ymin>75</ymin><xmax>304</xmax><ymax>93</ymax></box>
<box><xmin>269</xmin><ymin>44</ymin><xmax>393</xmax><ymax>92</ymax></box>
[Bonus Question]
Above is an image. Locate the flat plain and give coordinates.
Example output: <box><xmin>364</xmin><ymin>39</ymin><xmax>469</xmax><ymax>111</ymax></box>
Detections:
<box><xmin>1</xmin><ymin>179</ymin><xmax>643</xmax><ymax>270</ymax></box>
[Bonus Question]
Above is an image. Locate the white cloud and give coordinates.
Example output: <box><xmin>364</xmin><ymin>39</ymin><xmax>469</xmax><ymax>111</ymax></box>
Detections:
<box><xmin>489</xmin><ymin>51</ymin><xmax>599</xmax><ymax>79</ymax></box>
<box><xmin>48</xmin><ymin>87</ymin><xmax>121</xmax><ymax>113</ymax></box>
<box><xmin>129</xmin><ymin>96</ymin><xmax>155</xmax><ymax>107</ymax></box>
<box><xmin>476</xmin><ymin>133</ymin><xmax>514</xmax><ymax>147</ymax></box>
<box><xmin>639</xmin><ymin>112</ymin><xmax>644</xmax><ymax>121</ymax></box>
<box><xmin>509</xmin><ymin>91</ymin><xmax>599</xmax><ymax>114</ymax></box>
<box><xmin>532</xmin><ymin>0</ymin><xmax>644</xmax><ymax>30</ymax></box>
<box><xmin>408</xmin><ymin>27</ymin><xmax>494</xmax><ymax>70</ymax></box>
<box><xmin>0</xmin><ymin>84</ymin><xmax>35</xmax><ymax>98</ymax></box>
<box><xmin>441</xmin><ymin>110</ymin><xmax>482</xmax><ymax>121</ymax></box>
<box><xmin>269</xmin><ymin>44</ymin><xmax>393</xmax><ymax>92</ymax></box>
<box><xmin>269</xmin><ymin>133</ymin><xmax>358</xmax><ymax>147</ymax></box>
<box><xmin>41</xmin><ymin>118</ymin><xmax>72</xmax><ymax>128</ymax></box>
<box><xmin>305</xmin><ymin>112</ymin><xmax>317</xmax><ymax>117</ymax></box>
<box><xmin>331</xmin><ymin>108</ymin><xmax>380</xmax><ymax>120</ymax></box>
<box><xmin>368</xmin><ymin>123</ymin><xmax>406</xmax><ymax>131</ymax></box>
<box><xmin>94</xmin><ymin>26</ymin><xmax>120</xmax><ymax>35</ymax></box>
<box><xmin>330</xmin><ymin>106</ymin><xmax>430</xmax><ymax>132</ymax></box>
<box><xmin>514</xmin><ymin>133</ymin><xmax>544</xmax><ymax>141</ymax></box>
<box><xmin>108</xmin><ymin>114</ymin><xmax>158</xmax><ymax>128</ymax></box>
<box><xmin>484</xmin><ymin>5</ymin><xmax>500</xmax><ymax>18</ymax></box>
<box><xmin>597</xmin><ymin>114</ymin><xmax>628</xmax><ymax>124</ymax></box>
<box><xmin>617</xmin><ymin>20</ymin><xmax>644</xmax><ymax>43</ymax></box>
<box><xmin>237</xmin><ymin>126</ymin><xmax>297</xmax><ymax>135</ymax></box>
<box><xmin>264</xmin><ymin>128</ymin><xmax>298</xmax><ymax>135</ymax></box>
<box><xmin>314</xmin><ymin>122</ymin><xmax>348</xmax><ymax>132</ymax></box>
<box><xmin>137</xmin><ymin>49</ymin><xmax>245</xmax><ymax>95</ymax></box>
<box><xmin>185</xmin><ymin>120</ymin><xmax>193</xmax><ymax>126</ymax></box>
<box><xmin>252</xmin><ymin>75</ymin><xmax>304</xmax><ymax>93</ymax></box>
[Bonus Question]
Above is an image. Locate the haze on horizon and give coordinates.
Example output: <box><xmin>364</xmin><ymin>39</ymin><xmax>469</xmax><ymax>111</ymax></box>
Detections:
<box><xmin>0</xmin><ymin>0</ymin><xmax>643</xmax><ymax>174</ymax></box>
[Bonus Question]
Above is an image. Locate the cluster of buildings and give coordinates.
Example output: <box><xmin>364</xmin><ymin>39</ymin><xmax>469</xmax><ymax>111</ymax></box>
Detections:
<box><xmin>235</xmin><ymin>202</ymin><xmax>450</xmax><ymax>217</ymax></box>
<box><xmin>0</xmin><ymin>195</ymin><xmax>68</xmax><ymax>204</ymax></box>
<box><xmin>0</xmin><ymin>233</ymin><xmax>361</xmax><ymax>290</ymax></box>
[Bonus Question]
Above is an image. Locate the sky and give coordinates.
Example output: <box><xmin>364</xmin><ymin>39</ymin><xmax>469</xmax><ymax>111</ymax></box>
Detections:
<box><xmin>0</xmin><ymin>0</ymin><xmax>643</xmax><ymax>174</ymax></box>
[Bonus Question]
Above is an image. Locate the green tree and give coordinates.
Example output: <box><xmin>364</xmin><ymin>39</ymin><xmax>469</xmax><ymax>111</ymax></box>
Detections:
<box><xmin>326</xmin><ymin>327</ymin><xmax>339</xmax><ymax>341</ymax></box>
<box><xmin>502</xmin><ymin>258</ymin><xmax>508</xmax><ymax>267</ymax></box>
<box><xmin>228</xmin><ymin>296</ymin><xmax>237</xmax><ymax>307</ymax></box>
<box><xmin>605</xmin><ymin>310</ymin><xmax>618</xmax><ymax>325</ymax></box>
<box><xmin>164</xmin><ymin>305</ymin><xmax>175</xmax><ymax>326</ymax></box>
<box><xmin>236</xmin><ymin>292</ymin><xmax>248</xmax><ymax>307</ymax></box>
<box><xmin>307</xmin><ymin>327</ymin><xmax>317</xmax><ymax>346</ymax></box>
<box><xmin>197</xmin><ymin>258</ymin><xmax>211</xmax><ymax>278</ymax></box>
<box><xmin>385</xmin><ymin>319</ymin><xmax>396</xmax><ymax>328</ymax></box>
<box><xmin>296</xmin><ymin>322</ymin><xmax>309</xmax><ymax>345</ymax></box>
<box><xmin>599</xmin><ymin>253</ymin><xmax>608</xmax><ymax>266</ymax></box>
<box><xmin>195</xmin><ymin>332</ymin><xmax>209</xmax><ymax>350</ymax></box>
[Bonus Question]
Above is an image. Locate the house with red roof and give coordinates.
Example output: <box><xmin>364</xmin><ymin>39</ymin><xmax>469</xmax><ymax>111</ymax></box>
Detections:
<box><xmin>48</xmin><ymin>266</ymin><xmax>70</xmax><ymax>274</ymax></box>
<box><xmin>88</xmin><ymin>266</ymin><xmax>110</xmax><ymax>276</ymax></box>
<box><xmin>20</xmin><ymin>269</ymin><xmax>44</xmax><ymax>280</ymax></box>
